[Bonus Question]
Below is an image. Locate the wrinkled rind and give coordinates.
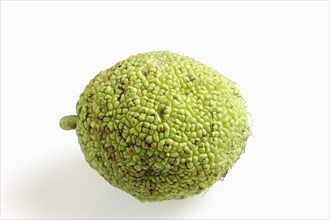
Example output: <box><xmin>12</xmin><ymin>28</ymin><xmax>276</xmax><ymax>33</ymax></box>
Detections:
<box><xmin>75</xmin><ymin>51</ymin><xmax>249</xmax><ymax>202</ymax></box>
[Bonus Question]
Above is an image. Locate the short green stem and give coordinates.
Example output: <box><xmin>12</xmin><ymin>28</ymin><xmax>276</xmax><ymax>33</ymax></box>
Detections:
<box><xmin>60</xmin><ymin>115</ymin><xmax>78</xmax><ymax>130</ymax></box>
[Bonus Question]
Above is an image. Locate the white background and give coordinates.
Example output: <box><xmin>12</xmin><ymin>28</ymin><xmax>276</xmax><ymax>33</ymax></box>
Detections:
<box><xmin>1</xmin><ymin>1</ymin><xmax>329</xmax><ymax>219</ymax></box>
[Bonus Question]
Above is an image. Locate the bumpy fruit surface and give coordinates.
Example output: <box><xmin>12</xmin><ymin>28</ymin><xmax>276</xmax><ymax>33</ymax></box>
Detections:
<box><xmin>60</xmin><ymin>51</ymin><xmax>249</xmax><ymax>202</ymax></box>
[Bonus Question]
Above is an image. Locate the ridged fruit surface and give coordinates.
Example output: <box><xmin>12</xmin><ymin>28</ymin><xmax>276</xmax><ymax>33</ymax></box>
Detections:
<box><xmin>63</xmin><ymin>51</ymin><xmax>249</xmax><ymax>202</ymax></box>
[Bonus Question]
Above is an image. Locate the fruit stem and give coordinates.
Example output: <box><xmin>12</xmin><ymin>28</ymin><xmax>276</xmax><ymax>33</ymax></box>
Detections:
<box><xmin>60</xmin><ymin>115</ymin><xmax>78</xmax><ymax>130</ymax></box>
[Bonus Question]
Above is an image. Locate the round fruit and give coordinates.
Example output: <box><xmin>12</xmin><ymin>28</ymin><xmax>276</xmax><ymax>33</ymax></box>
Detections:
<box><xmin>60</xmin><ymin>51</ymin><xmax>249</xmax><ymax>202</ymax></box>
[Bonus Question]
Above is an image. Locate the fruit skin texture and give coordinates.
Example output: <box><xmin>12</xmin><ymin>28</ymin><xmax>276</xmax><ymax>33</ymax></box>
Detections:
<box><xmin>74</xmin><ymin>51</ymin><xmax>249</xmax><ymax>202</ymax></box>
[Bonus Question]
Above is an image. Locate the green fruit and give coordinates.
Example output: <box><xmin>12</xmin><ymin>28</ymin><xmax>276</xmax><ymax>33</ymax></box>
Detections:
<box><xmin>60</xmin><ymin>51</ymin><xmax>249</xmax><ymax>202</ymax></box>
